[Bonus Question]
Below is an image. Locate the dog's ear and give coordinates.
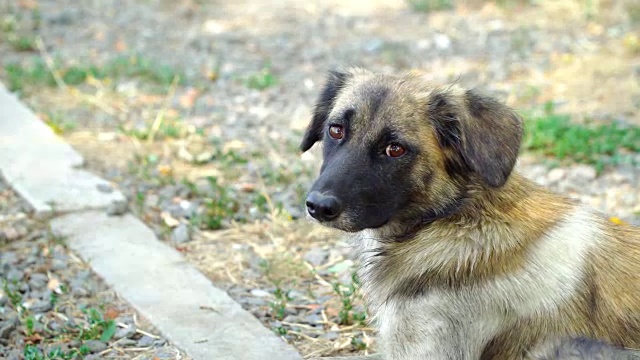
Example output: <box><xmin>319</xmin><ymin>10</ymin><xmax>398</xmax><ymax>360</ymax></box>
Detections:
<box><xmin>300</xmin><ymin>70</ymin><xmax>350</xmax><ymax>152</ymax></box>
<box><xmin>429</xmin><ymin>89</ymin><xmax>523</xmax><ymax>187</ymax></box>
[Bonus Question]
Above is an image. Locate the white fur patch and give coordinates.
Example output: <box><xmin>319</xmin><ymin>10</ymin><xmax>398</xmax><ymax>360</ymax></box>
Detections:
<box><xmin>355</xmin><ymin>206</ymin><xmax>604</xmax><ymax>359</ymax></box>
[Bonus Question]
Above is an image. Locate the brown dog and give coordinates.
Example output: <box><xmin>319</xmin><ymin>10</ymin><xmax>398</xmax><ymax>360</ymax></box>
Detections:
<box><xmin>301</xmin><ymin>68</ymin><xmax>640</xmax><ymax>359</ymax></box>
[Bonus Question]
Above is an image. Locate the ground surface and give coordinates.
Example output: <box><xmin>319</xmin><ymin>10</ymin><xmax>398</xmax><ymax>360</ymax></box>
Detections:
<box><xmin>0</xmin><ymin>176</ymin><xmax>192</xmax><ymax>359</ymax></box>
<box><xmin>1</xmin><ymin>0</ymin><xmax>639</xmax><ymax>358</ymax></box>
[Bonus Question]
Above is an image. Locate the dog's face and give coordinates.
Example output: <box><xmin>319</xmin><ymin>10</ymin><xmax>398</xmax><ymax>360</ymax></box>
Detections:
<box><xmin>301</xmin><ymin>69</ymin><xmax>523</xmax><ymax>234</ymax></box>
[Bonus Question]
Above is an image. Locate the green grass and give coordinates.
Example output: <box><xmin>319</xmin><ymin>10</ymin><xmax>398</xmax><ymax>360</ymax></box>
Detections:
<box><xmin>522</xmin><ymin>103</ymin><xmax>640</xmax><ymax>173</ymax></box>
<box><xmin>332</xmin><ymin>273</ymin><xmax>367</xmax><ymax>326</ymax></box>
<box><xmin>245</xmin><ymin>64</ymin><xmax>277</xmax><ymax>90</ymax></box>
<box><xmin>3</xmin><ymin>55</ymin><xmax>183</xmax><ymax>93</ymax></box>
<box><xmin>628</xmin><ymin>2</ymin><xmax>640</xmax><ymax>24</ymax></box>
<box><xmin>43</xmin><ymin>113</ymin><xmax>76</xmax><ymax>135</ymax></box>
<box><xmin>406</xmin><ymin>0</ymin><xmax>453</xmax><ymax>12</ymax></box>
<box><xmin>23</xmin><ymin>344</ymin><xmax>90</xmax><ymax>360</ymax></box>
<box><xmin>118</xmin><ymin>118</ymin><xmax>186</xmax><ymax>141</ymax></box>
<box><xmin>8</xmin><ymin>35</ymin><xmax>36</xmax><ymax>51</ymax></box>
<box><xmin>4</xmin><ymin>277</ymin><xmax>115</xmax><ymax>359</ymax></box>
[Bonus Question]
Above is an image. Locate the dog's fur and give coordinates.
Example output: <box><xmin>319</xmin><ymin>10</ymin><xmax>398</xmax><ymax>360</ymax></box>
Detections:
<box><xmin>300</xmin><ymin>68</ymin><xmax>640</xmax><ymax>359</ymax></box>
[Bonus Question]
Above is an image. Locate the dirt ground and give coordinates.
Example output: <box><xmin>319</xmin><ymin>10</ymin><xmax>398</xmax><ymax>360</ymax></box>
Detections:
<box><xmin>1</xmin><ymin>0</ymin><xmax>639</xmax><ymax>358</ymax></box>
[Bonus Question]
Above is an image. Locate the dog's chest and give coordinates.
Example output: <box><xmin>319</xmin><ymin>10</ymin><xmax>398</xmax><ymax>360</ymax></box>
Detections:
<box><xmin>352</xmin><ymin>209</ymin><xmax>603</xmax><ymax>357</ymax></box>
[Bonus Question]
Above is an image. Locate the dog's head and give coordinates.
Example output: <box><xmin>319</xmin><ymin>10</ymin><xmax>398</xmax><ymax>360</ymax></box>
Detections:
<box><xmin>300</xmin><ymin>69</ymin><xmax>523</xmax><ymax>234</ymax></box>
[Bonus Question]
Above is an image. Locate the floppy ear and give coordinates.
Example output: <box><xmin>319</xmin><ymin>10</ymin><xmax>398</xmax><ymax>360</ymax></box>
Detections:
<box><xmin>429</xmin><ymin>89</ymin><xmax>523</xmax><ymax>188</ymax></box>
<box><xmin>300</xmin><ymin>70</ymin><xmax>350</xmax><ymax>152</ymax></box>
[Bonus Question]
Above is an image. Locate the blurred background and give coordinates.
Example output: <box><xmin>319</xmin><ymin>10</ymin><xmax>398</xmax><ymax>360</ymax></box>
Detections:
<box><xmin>0</xmin><ymin>0</ymin><xmax>639</xmax><ymax>359</ymax></box>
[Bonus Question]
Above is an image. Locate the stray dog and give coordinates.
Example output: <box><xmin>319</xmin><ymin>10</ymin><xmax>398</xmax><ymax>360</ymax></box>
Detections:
<box><xmin>300</xmin><ymin>68</ymin><xmax>640</xmax><ymax>360</ymax></box>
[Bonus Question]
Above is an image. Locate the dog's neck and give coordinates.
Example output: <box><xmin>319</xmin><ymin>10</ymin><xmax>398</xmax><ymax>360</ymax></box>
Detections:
<box><xmin>356</xmin><ymin>172</ymin><xmax>576</xmax><ymax>304</ymax></box>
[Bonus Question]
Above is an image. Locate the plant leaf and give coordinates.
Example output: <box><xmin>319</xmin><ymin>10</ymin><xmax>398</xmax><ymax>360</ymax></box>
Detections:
<box><xmin>100</xmin><ymin>320</ymin><xmax>117</xmax><ymax>342</ymax></box>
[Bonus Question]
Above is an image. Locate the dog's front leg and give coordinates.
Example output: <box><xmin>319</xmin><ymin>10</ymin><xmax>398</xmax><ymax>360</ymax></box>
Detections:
<box><xmin>376</xmin><ymin>298</ymin><xmax>498</xmax><ymax>360</ymax></box>
<box><xmin>379</xmin><ymin>318</ymin><xmax>465</xmax><ymax>359</ymax></box>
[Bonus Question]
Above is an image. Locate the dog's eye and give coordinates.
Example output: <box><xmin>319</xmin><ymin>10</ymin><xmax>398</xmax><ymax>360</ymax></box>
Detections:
<box><xmin>328</xmin><ymin>125</ymin><xmax>344</xmax><ymax>140</ymax></box>
<box><xmin>385</xmin><ymin>143</ymin><xmax>406</xmax><ymax>157</ymax></box>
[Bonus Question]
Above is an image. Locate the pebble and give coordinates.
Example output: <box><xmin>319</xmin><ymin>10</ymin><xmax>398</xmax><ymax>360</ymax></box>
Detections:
<box><xmin>84</xmin><ymin>340</ymin><xmax>108</xmax><ymax>353</ymax></box>
<box><xmin>116</xmin><ymin>338</ymin><xmax>138</xmax><ymax>347</ymax></box>
<box><xmin>304</xmin><ymin>247</ymin><xmax>329</xmax><ymax>267</ymax></box>
<box><xmin>547</xmin><ymin>168</ymin><xmax>566</xmax><ymax>184</ymax></box>
<box><xmin>114</xmin><ymin>324</ymin><xmax>137</xmax><ymax>340</ymax></box>
<box><xmin>106</xmin><ymin>200</ymin><xmax>128</xmax><ymax>216</ymax></box>
<box><xmin>434</xmin><ymin>33</ymin><xmax>452</xmax><ymax>51</ymax></box>
<box><xmin>96</xmin><ymin>183</ymin><xmax>114</xmax><ymax>193</ymax></box>
<box><xmin>568</xmin><ymin>165</ymin><xmax>597</xmax><ymax>185</ymax></box>
<box><xmin>250</xmin><ymin>289</ymin><xmax>271</xmax><ymax>297</ymax></box>
<box><xmin>321</xmin><ymin>331</ymin><xmax>339</xmax><ymax>341</ymax></box>
<box><xmin>137</xmin><ymin>335</ymin><xmax>156</xmax><ymax>347</ymax></box>
<box><xmin>171</xmin><ymin>224</ymin><xmax>191</xmax><ymax>243</ymax></box>
<box><xmin>28</xmin><ymin>300</ymin><xmax>53</xmax><ymax>313</ymax></box>
<box><xmin>28</xmin><ymin>273</ymin><xmax>49</xmax><ymax>289</ymax></box>
<box><xmin>0</xmin><ymin>321</ymin><xmax>16</xmax><ymax>339</ymax></box>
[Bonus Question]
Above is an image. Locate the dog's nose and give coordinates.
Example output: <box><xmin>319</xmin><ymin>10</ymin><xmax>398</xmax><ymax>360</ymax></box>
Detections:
<box><xmin>305</xmin><ymin>191</ymin><xmax>343</xmax><ymax>222</ymax></box>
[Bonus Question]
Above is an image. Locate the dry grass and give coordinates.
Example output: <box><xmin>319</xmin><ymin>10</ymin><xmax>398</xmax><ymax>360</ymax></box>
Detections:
<box><xmin>183</xmin><ymin>214</ymin><xmax>378</xmax><ymax>358</ymax></box>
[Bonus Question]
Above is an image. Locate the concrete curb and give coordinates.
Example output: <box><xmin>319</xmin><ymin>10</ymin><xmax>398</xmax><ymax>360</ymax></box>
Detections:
<box><xmin>50</xmin><ymin>212</ymin><xmax>301</xmax><ymax>360</ymax></box>
<box><xmin>0</xmin><ymin>84</ymin><xmax>125</xmax><ymax>215</ymax></box>
<box><xmin>0</xmin><ymin>82</ymin><xmax>303</xmax><ymax>360</ymax></box>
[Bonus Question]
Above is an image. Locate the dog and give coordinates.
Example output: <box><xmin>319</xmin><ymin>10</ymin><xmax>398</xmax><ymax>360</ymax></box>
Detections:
<box><xmin>300</xmin><ymin>68</ymin><xmax>640</xmax><ymax>360</ymax></box>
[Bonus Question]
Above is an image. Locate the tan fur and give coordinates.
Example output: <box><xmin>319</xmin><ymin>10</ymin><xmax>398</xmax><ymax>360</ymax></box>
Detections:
<box><xmin>303</xmin><ymin>68</ymin><xmax>640</xmax><ymax>359</ymax></box>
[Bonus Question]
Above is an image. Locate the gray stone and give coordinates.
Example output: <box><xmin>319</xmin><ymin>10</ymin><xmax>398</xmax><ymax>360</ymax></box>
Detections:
<box><xmin>96</xmin><ymin>183</ymin><xmax>114</xmax><ymax>193</ymax></box>
<box><xmin>250</xmin><ymin>289</ymin><xmax>270</xmax><ymax>297</ymax></box>
<box><xmin>137</xmin><ymin>335</ymin><xmax>155</xmax><ymax>347</ymax></box>
<box><xmin>0</xmin><ymin>84</ymin><xmax>126</xmax><ymax>215</ymax></box>
<box><xmin>106</xmin><ymin>200</ymin><xmax>128</xmax><ymax>216</ymax></box>
<box><xmin>304</xmin><ymin>314</ymin><xmax>322</xmax><ymax>324</ymax></box>
<box><xmin>6</xmin><ymin>268</ymin><xmax>23</xmax><ymax>281</ymax></box>
<box><xmin>84</xmin><ymin>340</ymin><xmax>107</xmax><ymax>353</ymax></box>
<box><xmin>50</xmin><ymin>211</ymin><xmax>302</xmax><ymax>360</ymax></box>
<box><xmin>116</xmin><ymin>338</ymin><xmax>137</xmax><ymax>347</ymax></box>
<box><xmin>114</xmin><ymin>324</ymin><xmax>136</xmax><ymax>340</ymax></box>
<box><xmin>170</xmin><ymin>224</ymin><xmax>191</xmax><ymax>243</ymax></box>
<box><xmin>568</xmin><ymin>165</ymin><xmax>597</xmax><ymax>185</ymax></box>
<box><xmin>304</xmin><ymin>247</ymin><xmax>328</xmax><ymax>267</ymax></box>
<box><xmin>28</xmin><ymin>273</ymin><xmax>49</xmax><ymax>289</ymax></box>
<box><xmin>28</xmin><ymin>300</ymin><xmax>52</xmax><ymax>313</ymax></box>
<box><xmin>0</xmin><ymin>320</ymin><xmax>16</xmax><ymax>339</ymax></box>
<box><xmin>320</xmin><ymin>331</ymin><xmax>339</xmax><ymax>341</ymax></box>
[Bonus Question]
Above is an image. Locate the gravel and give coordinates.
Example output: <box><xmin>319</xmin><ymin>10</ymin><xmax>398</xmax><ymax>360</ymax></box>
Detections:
<box><xmin>0</xmin><ymin>0</ymin><xmax>638</xmax><ymax>358</ymax></box>
<box><xmin>0</xmin><ymin>177</ymin><xmax>190</xmax><ymax>359</ymax></box>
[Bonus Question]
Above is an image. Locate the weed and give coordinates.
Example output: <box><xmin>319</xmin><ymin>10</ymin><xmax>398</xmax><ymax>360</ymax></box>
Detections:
<box><xmin>273</xmin><ymin>325</ymin><xmax>288</xmax><ymax>336</ymax></box>
<box><xmin>522</xmin><ymin>102</ymin><xmax>640</xmax><ymax>173</ymax></box>
<box><xmin>128</xmin><ymin>154</ymin><xmax>174</xmax><ymax>186</ymax></box>
<box><xmin>246</xmin><ymin>64</ymin><xmax>277</xmax><ymax>90</ymax></box>
<box><xmin>42</xmin><ymin>113</ymin><xmax>76</xmax><ymax>135</ymax></box>
<box><xmin>494</xmin><ymin>0</ymin><xmax>535</xmax><ymax>9</ymax></box>
<box><xmin>49</xmin><ymin>292</ymin><xmax>59</xmax><ymax>307</ymax></box>
<box><xmin>332</xmin><ymin>273</ymin><xmax>367</xmax><ymax>325</ymax></box>
<box><xmin>351</xmin><ymin>335</ymin><xmax>368</xmax><ymax>351</ymax></box>
<box><xmin>269</xmin><ymin>286</ymin><xmax>292</xmax><ymax>320</ymax></box>
<box><xmin>406</xmin><ymin>0</ymin><xmax>453</xmax><ymax>12</ymax></box>
<box><xmin>24</xmin><ymin>315</ymin><xmax>36</xmax><ymax>336</ymax></box>
<box><xmin>197</xmin><ymin>177</ymin><xmax>238</xmax><ymax>230</ymax></box>
<box><xmin>2</xmin><ymin>55</ymin><xmax>183</xmax><ymax>93</ymax></box>
<box><xmin>78</xmin><ymin>308</ymin><xmax>117</xmax><ymax>342</ymax></box>
<box><xmin>23</xmin><ymin>345</ymin><xmax>44</xmax><ymax>360</ymax></box>
<box><xmin>23</xmin><ymin>344</ymin><xmax>90</xmax><ymax>360</ymax></box>
<box><xmin>628</xmin><ymin>3</ymin><xmax>640</xmax><ymax>24</ymax></box>
<box><xmin>8</xmin><ymin>35</ymin><xmax>36</xmax><ymax>51</ymax></box>
<box><xmin>3</xmin><ymin>280</ymin><xmax>23</xmax><ymax>311</ymax></box>
<box><xmin>118</xmin><ymin>118</ymin><xmax>186</xmax><ymax>141</ymax></box>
